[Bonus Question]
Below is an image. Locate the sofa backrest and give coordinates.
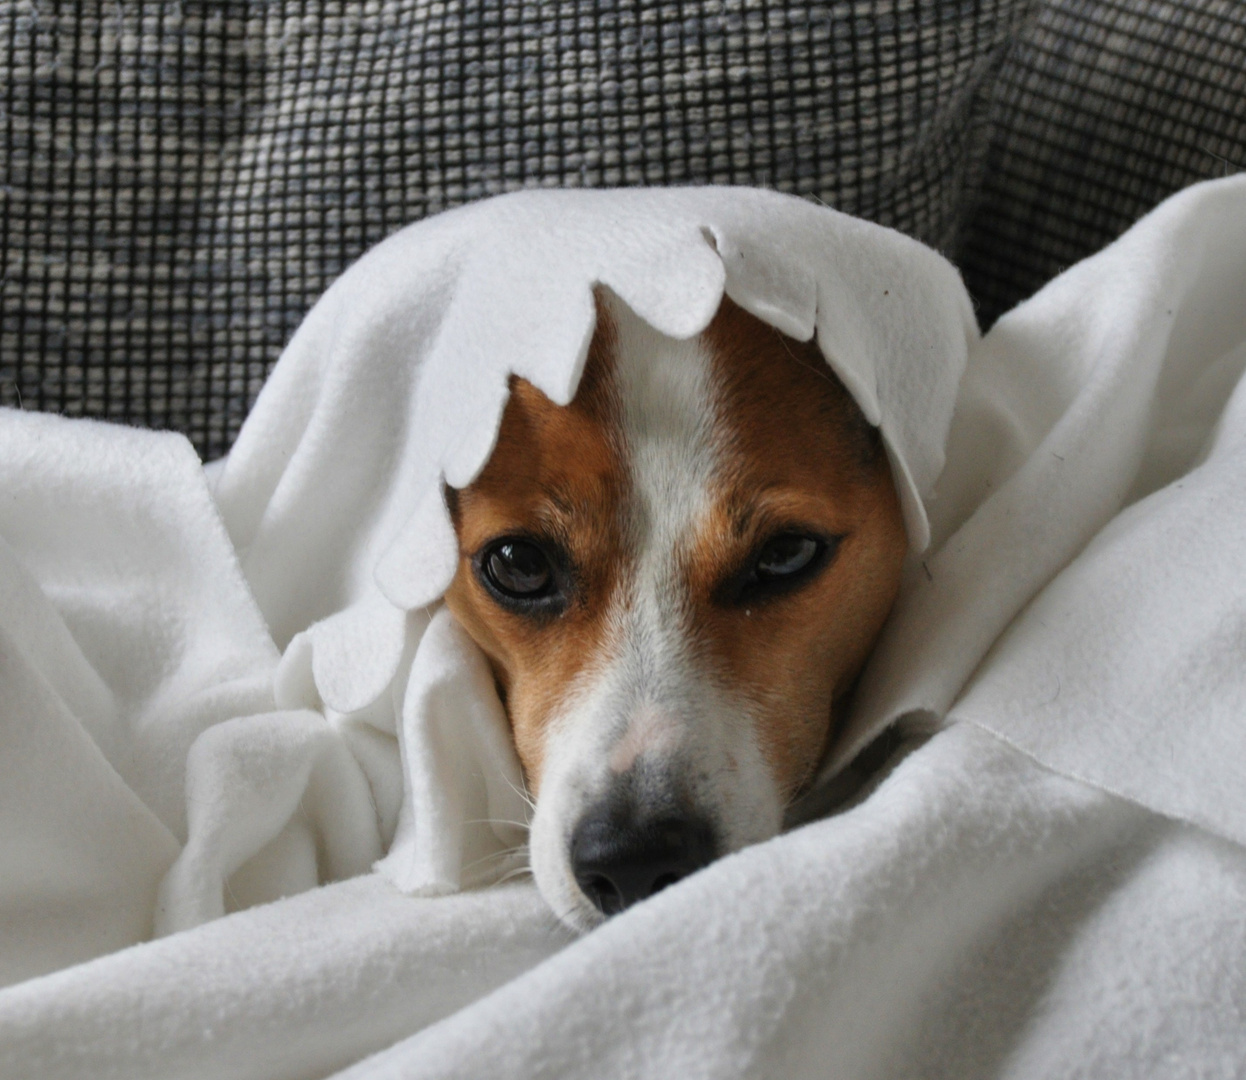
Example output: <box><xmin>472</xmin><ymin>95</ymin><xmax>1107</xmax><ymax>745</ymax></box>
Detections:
<box><xmin>1</xmin><ymin>0</ymin><xmax>1242</xmax><ymax>459</ymax></box>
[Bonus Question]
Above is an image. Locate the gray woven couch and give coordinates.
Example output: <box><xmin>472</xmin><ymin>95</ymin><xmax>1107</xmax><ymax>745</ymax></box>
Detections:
<box><xmin>2</xmin><ymin>0</ymin><xmax>1243</xmax><ymax>460</ymax></box>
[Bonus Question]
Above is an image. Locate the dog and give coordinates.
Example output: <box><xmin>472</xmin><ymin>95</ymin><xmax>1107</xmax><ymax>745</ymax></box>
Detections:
<box><xmin>443</xmin><ymin>289</ymin><xmax>908</xmax><ymax>929</ymax></box>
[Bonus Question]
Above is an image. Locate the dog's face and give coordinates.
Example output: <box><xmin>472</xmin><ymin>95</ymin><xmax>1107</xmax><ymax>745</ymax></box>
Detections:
<box><xmin>444</xmin><ymin>293</ymin><xmax>907</xmax><ymax>929</ymax></box>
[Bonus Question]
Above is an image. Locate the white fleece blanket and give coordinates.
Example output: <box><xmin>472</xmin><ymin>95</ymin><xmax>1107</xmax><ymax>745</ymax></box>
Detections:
<box><xmin>2</xmin><ymin>176</ymin><xmax>1245</xmax><ymax>1079</ymax></box>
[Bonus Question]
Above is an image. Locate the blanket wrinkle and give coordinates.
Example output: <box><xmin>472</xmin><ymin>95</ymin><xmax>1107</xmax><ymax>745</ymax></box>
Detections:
<box><xmin>951</xmin><ymin>369</ymin><xmax>1246</xmax><ymax>848</ymax></box>
<box><xmin>273</xmin><ymin>622</ymin><xmax>409</xmax><ymax>847</ymax></box>
<box><xmin>0</xmin><ymin>405</ymin><xmax>435</xmax><ymax>972</ymax></box>
<box><xmin>0</xmin><ymin>877</ymin><xmax>571</xmax><ymax>1080</ymax></box>
<box><xmin>0</xmin><ymin>533</ymin><xmax>117</xmax><ymax>745</ymax></box>
<box><xmin>0</xmin><ymin>411</ymin><xmax>280</xmax><ymax>843</ymax></box>
<box><xmin>307</xmin><ymin>594</ymin><xmax>414</xmax><ymax>716</ymax></box>
<box><xmin>155</xmin><ymin>707</ymin><xmax>382</xmax><ymax>936</ymax></box>
<box><xmin>0</xmin><ymin>617</ymin><xmax>180</xmax><ymax>988</ymax></box>
<box><xmin>0</xmin><ymin>411</ymin><xmax>276</xmax><ymax>983</ymax></box>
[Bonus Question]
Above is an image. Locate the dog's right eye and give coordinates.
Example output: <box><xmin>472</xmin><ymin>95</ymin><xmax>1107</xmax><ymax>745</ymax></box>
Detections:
<box><xmin>479</xmin><ymin>539</ymin><xmax>557</xmax><ymax>602</ymax></box>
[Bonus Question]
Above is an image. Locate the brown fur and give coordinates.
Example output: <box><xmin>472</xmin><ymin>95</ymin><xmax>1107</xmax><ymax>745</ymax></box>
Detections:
<box><xmin>686</xmin><ymin>303</ymin><xmax>907</xmax><ymax>799</ymax></box>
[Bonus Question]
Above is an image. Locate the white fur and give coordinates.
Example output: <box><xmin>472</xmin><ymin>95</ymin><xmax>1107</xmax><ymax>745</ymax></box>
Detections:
<box><xmin>528</xmin><ymin>297</ymin><xmax>784</xmax><ymax>930</ymax></box>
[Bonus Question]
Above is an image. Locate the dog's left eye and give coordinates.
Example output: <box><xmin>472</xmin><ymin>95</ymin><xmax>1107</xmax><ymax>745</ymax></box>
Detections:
<box><xmin>720</xmin><ymin>531</ymin><xmax>838</xmax><ymax>605</ymax></box>
<box><xmin>755</xmin><ymin>534</ymin><xmax>822</xmax><ymax>579</ymax></box>
<box><xmin>480</xmin><ymin>539</ymin><xmax>557</xmax><ymax>601</ymax></box>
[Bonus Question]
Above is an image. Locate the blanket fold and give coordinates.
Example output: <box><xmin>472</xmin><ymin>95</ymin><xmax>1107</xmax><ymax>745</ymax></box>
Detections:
<box><xmin>0</xmin><ymin>411</ymin><xmax>274</xmax><ymax>985</ymax></box>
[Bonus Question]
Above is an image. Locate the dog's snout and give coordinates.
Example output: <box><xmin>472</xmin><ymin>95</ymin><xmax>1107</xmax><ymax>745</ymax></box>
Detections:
<box><xmin>570</xmin><ymin>806</ymin><xmax>716</xmax><ymax>916</ymax></box>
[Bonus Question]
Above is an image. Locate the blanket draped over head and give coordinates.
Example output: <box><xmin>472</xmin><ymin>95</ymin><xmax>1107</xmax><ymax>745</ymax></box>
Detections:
<box><xmin>2</xmin><ymin>178</ymin><xmax>1246</xmax><ymax>1079</ymax></box>
<box><xmin>218</xmin><ymin>187</ymin><xmax>973</xmax><ymax>670</ymax></box>
<box><xmin>195</xmin><ymin>187</ymin><xmax>978</xmax><ymax>914</ymax></box>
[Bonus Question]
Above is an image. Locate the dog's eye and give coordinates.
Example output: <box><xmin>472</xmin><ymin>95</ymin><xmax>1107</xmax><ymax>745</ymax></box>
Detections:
<box><xmin>481</xmin><ymin>539</ymin><xmax>555</xmax><ymax>600</ymax></box>
<box><xmin>755</xmin><ymin>534</ymin><xmax>823</xmax><ymax>580</ymax></box>
<box><xmin>717</xmin><ymin>531</ymin><xmax>840</xmax><ymax>605</ymax></box>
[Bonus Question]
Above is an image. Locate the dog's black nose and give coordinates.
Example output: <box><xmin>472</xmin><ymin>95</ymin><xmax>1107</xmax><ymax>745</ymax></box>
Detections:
<box><xmin>570</xmin><ymin>807</ymin><xmax>716</xmax><ymax>916</ymax></box>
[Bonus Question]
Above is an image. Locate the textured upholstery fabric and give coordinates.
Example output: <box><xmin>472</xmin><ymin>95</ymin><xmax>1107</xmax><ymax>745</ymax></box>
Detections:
<box><xmin>1</xmin><ymin>0</ymin><xmax>1243</xmax><ymax>457</ymax></box>
<box><xmin>0</xmin><ymin>0</ymin><xmax>1031</xmax><ymax>457</ymax></box>
<box><xmin>960</xmin><ymin>0</ymin><xmax>1246</xmax><ymax>325</ymax></box>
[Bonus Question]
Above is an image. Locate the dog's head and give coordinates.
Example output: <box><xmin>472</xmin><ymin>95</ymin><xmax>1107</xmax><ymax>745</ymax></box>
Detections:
<box><xmin>444</xmin><ymin>291</ymin><xmax>907</xmax><ymax>929</ymax></box>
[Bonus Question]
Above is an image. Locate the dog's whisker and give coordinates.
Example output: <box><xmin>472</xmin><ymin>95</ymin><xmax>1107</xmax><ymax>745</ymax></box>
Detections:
<box><xmin>456</xmin><ymin>850</ymin><xmax>506</xmax><ymax>873</ymax></box>
<box><xmin>502</xmin><ymin>772</ymin><xmax>538</xmax><ymax>812</ymax></box>
<box><xmin>458</xmin><ymin>844</ymin><xmax>531</xmax><ymax>877</ymax></box>
<box><xmin>461</xmin><ymin>818</ymin><xmax>531</xmax><ymax>831</ymax></box>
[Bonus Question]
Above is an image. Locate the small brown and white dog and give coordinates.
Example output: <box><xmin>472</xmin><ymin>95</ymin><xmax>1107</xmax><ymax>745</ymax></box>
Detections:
<box><xmin>443</xmin><ymin>289</ymin><xmax>907</xmax><ymax>929</ymax></box>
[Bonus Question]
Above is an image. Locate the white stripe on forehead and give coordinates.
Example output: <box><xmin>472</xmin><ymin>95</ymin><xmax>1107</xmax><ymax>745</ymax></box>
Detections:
<box><xmin>607</xmin><ymin>293</ymin><xmax>721</xmax><ymax>575</ymax></box>
<box><xmin>577</xmin><ymin>293</ymin><xmax>734</xmax><ymax>748</ymax></box>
